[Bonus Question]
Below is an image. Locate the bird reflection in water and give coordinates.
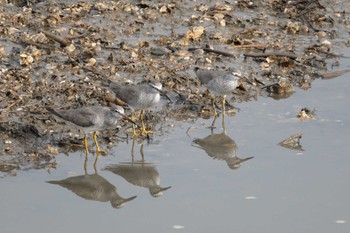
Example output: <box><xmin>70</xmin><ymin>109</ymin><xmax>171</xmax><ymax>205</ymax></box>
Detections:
<box><xmin>104</xmin><ymin>138</ymin><xmax>171</xmax><ymax>197</ymax></box>
<box><xmin>192</xmin><ymin>124</ymin><xmax>253</xmax><ymax>170</ymax></box>
<box><xmin>47</xmin><ymin>157</ymin><xmax>137</xmax><ymax>209</ymax></box>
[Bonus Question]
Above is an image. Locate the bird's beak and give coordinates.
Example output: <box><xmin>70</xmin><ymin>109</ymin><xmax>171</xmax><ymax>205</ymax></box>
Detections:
<box><xmin>232</xmin><ymin>72</ymin><xmax>242</xmax><ymax>78</ymax></box>
<box><xmin>117</xmin><ymin>112</ymin><xmax>141</xmax><ymax>128</ymax></box>
<box><xmin>150</xmin><ymin>85</ymin><xmax>173</xmax><ymax>103</ymax></box>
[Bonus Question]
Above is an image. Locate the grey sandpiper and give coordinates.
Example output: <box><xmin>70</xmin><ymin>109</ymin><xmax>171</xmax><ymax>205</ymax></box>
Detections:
<box><xmin>46</xmin><ymin>105</ymin><xmax>137</xmax><ymax>156</ymax></box>
<box><xmin>194</xmin><ymin>67</ymin><xmax>241</xmax><ymax>127</ymax></box>
<box><xmin>109</xmin><ymin>80</ymin><xmax>171</xmax><ymax>137</ymax></box>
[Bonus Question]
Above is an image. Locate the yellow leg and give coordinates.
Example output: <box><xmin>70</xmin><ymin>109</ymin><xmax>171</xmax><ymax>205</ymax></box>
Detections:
<box><xmin>222</xmin><ymin>97</ymin><xmax>226</xmax><ymax>115</ymax></box>
<box><xmin>93</xmin><ymin>132</ymin><xmax>107</xmax><ymax>155</ymax></box>
<box><xmin>140</xmin><ymin>111</ymin><xmax>152</xmax><ymax>136</ymax></box>
<box><xmin>84</xmin><ymin>136</ymin><xmax>89</xmax><ymax>157</ymax></box>
<box><xmin>131</xmin><ymin>114</ymin><xmax>139</xmax><ymax>138</ymax></box>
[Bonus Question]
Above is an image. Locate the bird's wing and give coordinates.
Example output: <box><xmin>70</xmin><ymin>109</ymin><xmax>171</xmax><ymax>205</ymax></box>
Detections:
<box><xmin>57</xmin><ymin>107</ymin><xmax>98</xmax><ymax>127</ymax></box>
<box><xmin>223</xmin><ymin>73</ymin><xmax>240</xmax><ymax>81</ymax></box>
<box><xmin>110</xmin><ymin>84</ymin><xmax>141</xmax><ymax>104</ymax></box>
<box><xmin>195</xmin><ymin>69</ymin><xmax>215</xmax><ymax>85</ymax></box>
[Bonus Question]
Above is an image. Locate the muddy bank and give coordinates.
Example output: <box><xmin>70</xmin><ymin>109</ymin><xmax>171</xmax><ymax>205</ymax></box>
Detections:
<box><xmin>1</xmin><ymin>0</ymin><xmax>349</xmax><ymax>176</ymax></box>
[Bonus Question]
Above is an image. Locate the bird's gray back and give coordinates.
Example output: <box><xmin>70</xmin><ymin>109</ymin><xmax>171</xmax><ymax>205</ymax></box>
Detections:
<box><xmin>195</xmin><ymin>68</ymin><xmax>239</xmax><ymax>95</ymax></box>
<box><xmin>195</xmin><ymin>68</ymin><xmax>218</xmax><ymax>85</ymax></box>
<box><xmin>53</xmin><ymin>106</ymin><xmax>108</xmax><ymax>128</ymax></box>
<box><xmin>110</xmin><ymin>83</ymin><xmax>159</xmax><ymax>110</ymax></box>
<box><xmin>207</xmin><ymin>73</ymin><xmax>240</xmax><ymax>95</ymax></box>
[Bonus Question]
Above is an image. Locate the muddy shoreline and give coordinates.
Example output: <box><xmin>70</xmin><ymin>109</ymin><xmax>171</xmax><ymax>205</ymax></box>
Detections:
<box><xmin>1</xmin><ymin>0</ymin><xmax>349</xmax><ymax>176</ymax></box>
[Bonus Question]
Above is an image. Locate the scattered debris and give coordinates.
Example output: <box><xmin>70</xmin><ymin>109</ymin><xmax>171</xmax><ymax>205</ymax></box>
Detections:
<box><xmin>278</xmin><ymin>133</ymin><xmax>304</xmax><ymax>151</ymax></box>
<box><xmin>297</xmin><ymin>108</ymin><xmax>316</xmax><ymax>121</ymax></box>
<box><xmin>264</xmin><ymin>78</ymin><xmax>294</xmax><ymax>100</ymax></box>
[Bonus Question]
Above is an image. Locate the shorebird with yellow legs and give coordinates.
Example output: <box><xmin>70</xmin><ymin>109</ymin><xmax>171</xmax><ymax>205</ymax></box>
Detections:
<box><xmin>194</xmin><ymin>67</ymin><xmax>241</xmax><ymax>128</ymax></box>
<box><xmin>46</xmin><ymin>105</ymin><xmax>138</xmax><ymax>157</ymax></box>
<box><xmin>108</xmin><ymin>80</ymin><xmax>171</xmax><ymax>137</ymax></box>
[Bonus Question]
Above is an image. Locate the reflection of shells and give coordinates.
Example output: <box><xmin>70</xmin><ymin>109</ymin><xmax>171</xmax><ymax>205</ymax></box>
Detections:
<box><xmin>270</xmin><ymin>78</ymin><xmax>294</xmax><ymax>94</ymax></box>
<box><xmin>266</xmin><ymin>78</ymin><xmax>294</xmax><ymax>100</ymax></box>
<box><xmin>297</xmin><ymin>108</ymin><xmax>315</xmax><ymax>121</ymax></box>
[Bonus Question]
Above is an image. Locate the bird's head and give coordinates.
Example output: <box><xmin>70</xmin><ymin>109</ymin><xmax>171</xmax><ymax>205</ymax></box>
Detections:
<box><xmin>111</xmin><ymin>106</ymin><xmax>140</xmax><ymax>128</ymax></box>
<box><xmin>149</xmin><ymin>81</ymin><xmax>172</xmax><ymax>103</ymax></box>
<box><xmin>149</xmin><ymin>81</ymin><xmax>163</xmax><ymax>91</ymax></box>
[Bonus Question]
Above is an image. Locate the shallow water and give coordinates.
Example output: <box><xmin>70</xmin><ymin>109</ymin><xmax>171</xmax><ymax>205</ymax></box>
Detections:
<box><xmin>2</xmin><ymin>70</ymin><xmax>350</xmax><ymax>232</ymax></box>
